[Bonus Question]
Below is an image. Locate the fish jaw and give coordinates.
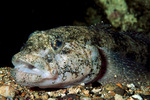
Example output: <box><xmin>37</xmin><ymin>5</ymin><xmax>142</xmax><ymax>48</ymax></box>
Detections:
<box><xmin>11</xmin><ymin>52</ymin><xmax>59</xmax><ymax>86</ymax></box>
<box><xmin>11</xmin><ymin>53</ymin><xmax>92</xmax><ymax>88</ymax></box>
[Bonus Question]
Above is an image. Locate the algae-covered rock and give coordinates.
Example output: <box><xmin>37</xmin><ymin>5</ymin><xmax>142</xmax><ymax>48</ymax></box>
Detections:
<box><xmin>74</xmin><ymin>0</ymin><xmax>150</xmax><ymax>35</ymax></box>
<box><xmin>94</xmin><ymin>0</ymin><xmax>137</xmax><ymax>31</ymax></box>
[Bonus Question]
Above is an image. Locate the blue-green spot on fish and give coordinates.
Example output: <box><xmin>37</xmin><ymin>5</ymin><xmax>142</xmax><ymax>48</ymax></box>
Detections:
<box><xmin>11</xmin><ymin>24</ymin><xmax>150</xmax><ymax>88</ymax></box>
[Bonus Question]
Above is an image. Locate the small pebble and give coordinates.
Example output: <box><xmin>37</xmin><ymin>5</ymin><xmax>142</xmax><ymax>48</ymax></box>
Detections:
<box><xmin>114</xmin><ymin>94</ymin><xmax>125</xmax><ymax>100</ymax></box>
<box><xmin>62</xmin><ymin>94</ymin><xmax>80</xmax><ymax>99</ymax></box>
<box><xmin>127</xmin><ymin>83</ymin><xmax>136</xmax><ymax>90</ymax></box>
<box><xmin>21</xmin><ymin>92</ymin><xmax>26</xmax><ymax>97</ymax></box>
<box><xmin>80</xmin><ymin>83</ymin><xmax>85</xmax><ymax>86</ymax></box>
<box><xmin>92</xmin><ymin>88</ymin><xmax>101</xmax><ymax>93</ymax></box>
<box><xmin>34</xmin><ymin>92</ymin><xmax>40</xmax><ymax>99</ymax></box>
<box><xmin>132</xmin><ymin>94</ymin><xmax>143</xmax><ymax>100</ymax></box>
<box><xmin>41</xmin><ymin>94</ymin><xmax>48</xmax><ymax>100</ymax></box>
<box><xmin>67</xmin><ymin>86</ymin><xmax>81</xmax><ymax>94</ymax></box>
<box><xmin>0</xmin><ymin>95</ymin><xmax>7</xmax><ymax>100</ymax></box>
<box><xmin>113</xmin><ymin>86</ymin><xmax>125</xmax><ymax>96</ymax></box>
<box><xmin>104</xmin><ymin>83</ymin><xmax>118</xmax><ymax>91</ymax></box>
<box><xmin>47</xmin><ymin>91</ymin><xmax>55</xmax><ymax>97</ymax></box>
<box><xmin>0</xmin><ymin>85</ymin><xmax>16</xmax><ymax>98</ymax></box>
<box><xmin>48</xmin><ymin>98</ymin><xmax>58</xmax><ymax>100</ymax></box>
<box><xmin>80</xmin><ymin>96</ymin><xmax>91</xmax><ymax>100</ymax></box>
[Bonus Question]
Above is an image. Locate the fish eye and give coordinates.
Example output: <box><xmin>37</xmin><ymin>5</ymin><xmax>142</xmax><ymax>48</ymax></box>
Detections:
<box><xmin>51</xmin><ymin>37</ymin><xmax>63</xmax><ymax>51</ymax></box>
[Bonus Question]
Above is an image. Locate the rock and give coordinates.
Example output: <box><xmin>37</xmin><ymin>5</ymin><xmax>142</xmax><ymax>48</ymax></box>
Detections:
<box><xmin>132</xmin><ymin>94</ymin><xmax>143</xmax><ymax>100</ymax></box>
<box><xmin>91</xmin><ymin>88</ymin><xmax>101</xmax><ymax>93</ymax></box>
<box><xmin>34</xmin><ymin>92</ymin><xmax>40</xmax><ymax>99</ymax></box>
<box><xmin>67</xmin><ymin>86</ymin><xmax>82</xmax><ymax>94</ymax></box>
<box><xmin>114</xmin><ymin>94</ymin><xmax>125</xmax><ymax>100</ymax></box>
<box><xmin>104</xmin><ymin>83</ymin><xmax>118</xmax><ymax>91</ymax></box>
<box><xmin>48</xmin><ymin>98</ymin><xmax>58</xmax><ymax>100</ymax></box>
<box><xmin>80</xmin><ymin>96</ymin><xmax>91</xmax><ymax>100</ymax></box>
<box><xmin>127</xmin><ymin>83</ymin><xmax>136</xmax><ymax>90</ymax></box>
<box><xmin>104</xmin><ymin>83</ymin><xmax>125</xmax><ymax>95</ymax></box>
<box><xmin>0</xmin><ymin>85</ymin><xmax>16</xmax><ymax>98</ymax></box>
<box><xmin>41</xmin><ymin>94</ymin><xmax>49</xmax><ymax>100</ymax></box>
<box><xmin>114</xmin><ymin>86</ymin><xmax>125</xmax><ymax>96</ymax></box>
<box><xmin>61</xmin><ymin>94</ymin><xmax>80</xmax><ymax>100</ymax></box>
<box><xmin>0</xmin><ymin>95</ymin><xmax>7</xmax><ymax>100</ymax></box>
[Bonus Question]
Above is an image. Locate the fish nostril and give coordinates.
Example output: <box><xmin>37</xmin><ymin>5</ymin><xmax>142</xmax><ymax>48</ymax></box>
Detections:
<box><xmin>28</xmin><ymin>65</ymin><xmax>35</xmax><ymax>69</ymax></box>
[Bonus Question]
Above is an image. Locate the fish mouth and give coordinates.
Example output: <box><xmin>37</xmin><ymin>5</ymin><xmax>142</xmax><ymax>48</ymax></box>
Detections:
<box><xmin>11</xmin><ymin>58</ymin><xmax>60</xmax><ymax>88</ymax></box>
<box><xmin>11</xmin><ymin>53</ymin><xmax>51</xmax><ymax>75</ymax></box>
<box><xmin>11</xmin><ymin>56</ymin><xmax>58</xmax><ymax>83</ymax></box>
<box><xmin>12</xmin><ymin>59</ymin><xmax>40</xmax><ymax>74</ymax></box>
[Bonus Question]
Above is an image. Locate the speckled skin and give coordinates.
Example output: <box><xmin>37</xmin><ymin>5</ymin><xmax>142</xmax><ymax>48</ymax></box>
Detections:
<box><xmin>11</xmin><ymin>24</ymin><xmax>150</xmax><ymax>88</ymax></box>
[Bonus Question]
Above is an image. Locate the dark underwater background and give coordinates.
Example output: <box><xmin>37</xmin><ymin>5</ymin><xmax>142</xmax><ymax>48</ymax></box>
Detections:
<box><xmin>1</xmin><ymin>0</ymin><xmax>150</xmax><ymax>67</ymax></box>
<box><xmin>0</xmin><ymin>0</ymin><xmax>91</xmax><ymax>67</ymax></box>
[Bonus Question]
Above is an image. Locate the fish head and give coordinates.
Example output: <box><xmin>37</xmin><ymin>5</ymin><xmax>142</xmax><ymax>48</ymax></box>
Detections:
<box><xmin>11</xmin><ymin>26</ymin><xmax>101</xmax><ymax>88</ymax></box>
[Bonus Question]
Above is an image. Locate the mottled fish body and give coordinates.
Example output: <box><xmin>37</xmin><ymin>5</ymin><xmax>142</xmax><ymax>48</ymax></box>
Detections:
<box><xmin>11</xmin><ymin>24</ymin><xmax>150</xmax><ymax>88</ymax></box>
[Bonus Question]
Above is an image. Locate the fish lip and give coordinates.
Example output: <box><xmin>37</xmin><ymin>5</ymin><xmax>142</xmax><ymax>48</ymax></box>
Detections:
<box><xmin>12</xmin><ymin>58</ymin><xmax>36</xmax><ymax>69</ymax></box>
<box><xmin>12</xmin><ymin>57</ymin><xmax>48</xmax><ymax>76</ymax></box>
<box><xmin>12</xmin><ymin>58</ymin><xmax>59</xmax><ymax>80</ymax></box>
<box><xmin>12</xmin><ymin>59</ymin><xmax>42</xmax><ymax>76</ymax></box>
